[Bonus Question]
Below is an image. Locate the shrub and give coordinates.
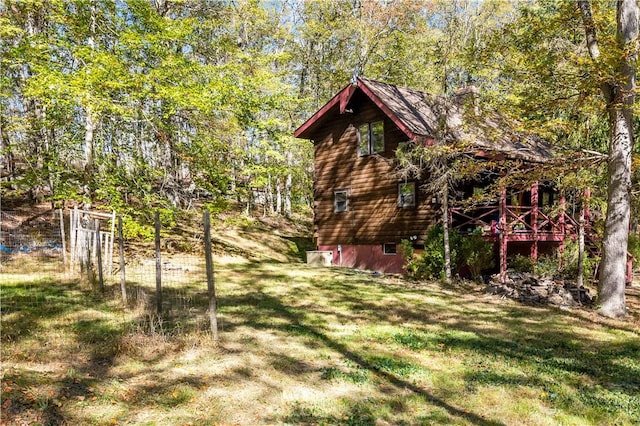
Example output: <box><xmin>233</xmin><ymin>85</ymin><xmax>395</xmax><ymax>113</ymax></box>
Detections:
<box><xmin>510</xmin><ymin>254</ymin><xmax>534</xmax><ymax>273</ymax></box>
<box><xmin>629</xmin><ymin>234</ymin><xmax>640</xmax><ymax>266</ymax></box>
<box><xmin>560</xmin><ymin>239</ymin><xmax>599</xmax><ymax>284</ymax></box>
<box><xmin>401</xmin><ymin>227</ymin><xmax>500</xmax><ymax>282</ymax></box>
<box><xmin>533</xmin><ymin>255</ymin><xmax>560</xmax><ymax>277</ymax></box>
<box><xmin>422</xmin><ymin>226</ymin><xmax>463</xmax><ymax>280</ymax></box>
<box><xmin>512</xmin><ymin>240</ymin><xmax>599</xmax><ymax>283</ymax></box>
<box><xmin>400</xmin><ymin>226</ymin><xmax>463</xmax><ymax>281</ymax></box>
<box><xmin>460</xmin><ymin>232</ymin><xmax>495</xmax><ymax>280</ymax></box>
<box><xmin>121</xmin><ymin>215</ymin><xmax>155</xmax><ymax>241</ymax></box>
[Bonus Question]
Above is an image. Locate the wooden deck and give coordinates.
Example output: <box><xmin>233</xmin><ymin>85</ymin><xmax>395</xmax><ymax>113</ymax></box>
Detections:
<box><xmin>450</xmin><ymin>184</ymin><xmax>633</xmax><ymax>283</ymax></box>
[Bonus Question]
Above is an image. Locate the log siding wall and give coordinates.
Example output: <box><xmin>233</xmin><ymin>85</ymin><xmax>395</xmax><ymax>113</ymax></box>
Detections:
<box><xmin>313</xmin><ymin>98</ymin><xmax>437</xmax><ymax>248</ymax></box>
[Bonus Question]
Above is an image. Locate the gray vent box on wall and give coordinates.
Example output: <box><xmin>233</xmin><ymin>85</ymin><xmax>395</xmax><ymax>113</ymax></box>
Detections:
<box><xmin>306</xmin><ymin>251</ymin><xmax>333</xmax><ymax>267</ymax></box>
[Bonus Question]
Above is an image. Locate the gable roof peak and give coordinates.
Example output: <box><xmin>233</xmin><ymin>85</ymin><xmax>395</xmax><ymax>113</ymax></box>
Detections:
<box><xmin>294</xmin><ymin>78</ymin><xmax>552</xmax><ymax>163</ymax></box>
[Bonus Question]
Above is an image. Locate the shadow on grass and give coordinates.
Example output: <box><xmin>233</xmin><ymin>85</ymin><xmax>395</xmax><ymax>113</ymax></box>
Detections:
<box><xmin>2</xmin><ymin>277</ymin><xmax>102</xmax><ymax>343</ymax></box>
<box><xmin>282</xmin><ymin>236</ymin><xmax>315</xmax><ymax>262</ymax></box>
<box><xmin>219</xmin><ymin>288</ymin><xmax>504</xmax><ymax>425</ymax></box>
<box><xmin>1</xmin><ymin>277</ymin><xmax>131</xmax><ymax>424</ymax></box>
<box><xmin>1</xmin><ymin>368</ymin><xmax>66</xmax><ymax>426</ymax></box>
<box><xmin>4</xmin><ymin>259</ymin><xmax>638</xmax><ymax>424</ymax></box>
<box><xmin>219</xmin><ymin>261</ymin><xmax>640</xmax><ymax>423</ymax></box>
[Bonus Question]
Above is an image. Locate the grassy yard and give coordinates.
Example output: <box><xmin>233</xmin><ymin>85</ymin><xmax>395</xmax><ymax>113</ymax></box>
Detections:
<box><xmin>1</xmin><ymin>255</ymin><xmax>639</xmax><ymax>425</ymax></box>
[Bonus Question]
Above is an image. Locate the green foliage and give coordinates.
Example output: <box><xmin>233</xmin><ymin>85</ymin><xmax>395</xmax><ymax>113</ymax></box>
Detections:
<box><xmin>510</xmin><ymin>242</ymin><xmax>599</xmax><ymax>284</ymax></box>
<box><xmin>121</xmin><ymin>216</ymin><xmax>154</xmax><ymax>242</ymax></box>
<box><xmin>156</xmin><ymin>208</ymin><xmax>177</xmax><ymax>229</ymax></box>
<box><xmin>534</xmin><ymin>255</ymin><xmax>561</xmax><ymax>277</ymax></box>
<box><xmin>510</xmin><ymin>254</ymin><xmax>535</xmax><ymax>273</ymax></box>
<box><xmin>628</xmin><ymin>234</ymin><xmax>640</xmax><ymax>266</ymax></box>
<box><xmin>560</xmin><ymin>240</ymin><xmax>599</xmax><ymax>284</ymax></box>
<box><xmin>423</xmin><ymin>226</ymin><xmax>463</xmax><ymax>280</ymax></box>
<box><xmin>402</xmin><ymin>227</ymin><xmax>496</xmax><ymax>281</ymax></box>
<box><xmin>204</xmin><ymin>199</ymin><xmax>231</xmax><ymax>216</ymax></box>
<box><xmin>460</xmin><ymin>231</ymin><xmax>495</xmax><ymax>280</ymax></box>
<box><xmin>400</xmin><ymin>226</ymin><xmax>463</xmax><ymax>281</ymax></box>
<box><xmin>1</xmin><ymin>0</ymin><xmax>313</xmax><ymax>216</ymax></box>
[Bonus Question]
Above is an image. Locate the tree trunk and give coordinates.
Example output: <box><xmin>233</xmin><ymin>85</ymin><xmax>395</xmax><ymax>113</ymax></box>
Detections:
<box><xmin>266</xmin><ymin>174</ymin><xmax>274</xmax><ymax>215</ymax></box>
<box><xmin>276</xmin><ymin>176</ymin><xmax>282</xmax><ymax>215</ymax></box>
<box><xmin>577</xmin><ymin>204</ymin><xmax>585</xmax><ymax>288</ymax></box>
<box><xmin>580</xmin><ymin>0</ymin><xmax>638</xmax><ymax>318</ymax></box>
<box><xmin>598</xmin><ymin>106</ymin><xmax>633</xmax><ymax>317</ymax></box>
<box><xmin>442</xmin><ymin>184</ymin><xmax>452</xmax><ymax>284</ymax></box>
<box><xmin>284</xmin><ymin>151</ymin><xmax>293</xmax><ymax>218</ymax></box>
<box><xmin>83</xmin><ymin>106</ymin><xmax>96</xmax><ymax>199</ymax></box>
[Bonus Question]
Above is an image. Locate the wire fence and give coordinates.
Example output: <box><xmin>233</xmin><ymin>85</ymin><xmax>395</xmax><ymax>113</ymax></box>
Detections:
<box><xmin>0</xmin><ymin>207</ymin><xmax>218</xmax><ymax>338</ymax></box>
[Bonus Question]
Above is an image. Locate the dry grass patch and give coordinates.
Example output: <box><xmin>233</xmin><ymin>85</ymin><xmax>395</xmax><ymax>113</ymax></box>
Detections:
<box><xmin>1</xmin><ymin>259</ymin><xmax>639</xmax><ymax>425</ymax></box>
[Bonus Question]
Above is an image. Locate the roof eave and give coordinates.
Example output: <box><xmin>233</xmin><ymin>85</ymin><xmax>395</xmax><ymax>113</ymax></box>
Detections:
<box><xmin>294</xmin><ymin>83</ymin><xmax>357</xmax><ymax>139</ymax></box>
<box><xmin>356</xmin><ymin>77</ymin><xmax>421</xmax><ymax>141</ymax></box>
<box><xmin>294</xmin><ymin>78</ymin><xmax>426</xmax><ymax>142</ymax></box>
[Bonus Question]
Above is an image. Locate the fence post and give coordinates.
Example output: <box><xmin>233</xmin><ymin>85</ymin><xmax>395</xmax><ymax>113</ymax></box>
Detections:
<box><xmin>84</xmin><ymin>222</ymin><xmax>91</xmax><ymax>280</ymax></box>
<box><xmin>59</xmin><ymin>208</ymin><xmax>67</xmax><ymax>268</ymax></box>
<box><xmin>155</xmin><ymin>211</ymin><xmax>162</xmax><ymax>314</ymax></box>
<box><xmin>95</xmin><ymin>219</ymin><xmax>104</xmax><ymax>292</ymax></box>
<box><xmin>109</xmin><ymin>211</ymin><xmax>116</xmax><ymax>274</ymax></box>
<box><xmin>118</xmin><ymin>216</ymin><xmax>127</xmax><ymax>302</ymax></box>
<box><xmin>70</xmin><ymin>207</ymin><xmax>76</xmax><ymax>270</ymax></box>
<box><xmin>203</xmin><ymin>209</ymin><xmax>218</xmax><ymax>342</ymax></box>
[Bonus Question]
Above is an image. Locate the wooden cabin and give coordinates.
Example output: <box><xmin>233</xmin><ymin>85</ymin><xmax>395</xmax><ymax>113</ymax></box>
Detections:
<box><xmin>294</xmin><ymin>78</ymin><xmax>631</xmax><ymax>279</ymax></box>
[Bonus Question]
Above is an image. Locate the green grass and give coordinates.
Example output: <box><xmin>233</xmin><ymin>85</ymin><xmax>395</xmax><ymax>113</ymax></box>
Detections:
<box><xmin>1</xmin><ymin>257</ymin><xmax>639</xmax><ymax>425</ymax></box>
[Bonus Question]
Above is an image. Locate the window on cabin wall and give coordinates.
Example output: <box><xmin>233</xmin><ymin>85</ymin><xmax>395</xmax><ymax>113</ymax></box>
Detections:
<box><xmin>398</xmin><ymin>182</ymin><xmax>416</xmax><ymax>208</ymax></box>
<box><xmin>334</xmin><ymin>190</ymin><xmax>348</xmax><ymax>212</ymax></box>
<box><xmin>358</xmin><ymin>121</ymin><xmax>384</xmax><ymax>156</ymax></box>
<box><xmin>383</xmin><ymin>243</ymin><xmax>397</xmax><ymax>255</ymax></box>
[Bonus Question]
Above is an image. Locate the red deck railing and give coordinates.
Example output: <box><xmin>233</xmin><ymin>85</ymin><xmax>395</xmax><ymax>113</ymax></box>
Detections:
<box><xmin>450</xmin><ymin>202</ymin><xmax>633</xmax><ymax>283</ymax></box>
<box><xmin>450</xmin><ymin>204</ymin><xmax>578</xmax><ymax>241</ymax></box>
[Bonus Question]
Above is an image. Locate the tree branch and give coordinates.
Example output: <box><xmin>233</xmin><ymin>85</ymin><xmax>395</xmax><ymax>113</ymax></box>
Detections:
<box><xmin>578</xmin><ymin>0</ymin><xmax>614</xmax><ymax>102</ymax></box>
<box><xmin>578</xmin><ymin>0</ymin><xmax>600</xmax><ymax>59</ymax></box>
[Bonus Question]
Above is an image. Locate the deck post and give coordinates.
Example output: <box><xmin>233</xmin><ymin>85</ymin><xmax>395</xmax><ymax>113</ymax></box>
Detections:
<box><xmin>499</xmin><ymin>186</ymin><xmax>507</xmax><ymax>283</ymax></box>
<box><xmin>530</xmin><ymin>181</ymin><xmax>539</xmax><ymax>261</ymax></box>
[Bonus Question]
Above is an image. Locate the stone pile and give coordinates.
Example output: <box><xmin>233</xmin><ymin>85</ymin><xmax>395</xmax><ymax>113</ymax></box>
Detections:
<box><xmin>487</xmin><ymin>272</ymin><xmax>593</xmax><ymax>307</ymax></box>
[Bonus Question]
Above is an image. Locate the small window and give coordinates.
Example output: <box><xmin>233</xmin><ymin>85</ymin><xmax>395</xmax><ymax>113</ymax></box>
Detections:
<box><xmin>371</xmin><ymin>121</ymin><xmax>384</xmax><ymax>153</ymax></box>
<box><xmin>334</xmin><ymin>190</ymin><xmax>348</xmax><ymax>212</ymax></box>
<box><xmin>398</xmin><ymin>182</ymin><xmax>416</xmax><ymax>208</ymax></box>
<box><xmin>383</xmin><ymin>243</ymin><xmax>397</xmax><ymax>255</ymax></box>
<box><xmin>358</xmin><ymin>121</ymin><xmax>384</xmax><ymax>156</ymax></box>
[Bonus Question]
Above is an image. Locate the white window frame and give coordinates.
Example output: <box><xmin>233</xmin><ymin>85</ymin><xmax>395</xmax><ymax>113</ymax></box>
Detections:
<box><xmin>383</xmin><ymin>242</ymin><xmax>397</xmax><ymax>255</ymax></box>
<box><xmin>334</xmin><ymin>189</ymin><xmax>348</xmax><ymax>212</ymax></box>
<box><xmin>358</xmin><ymin>121</ymin><xmax>384</xmax><ymax>156</ymax></box>
<box><xmin>398</xmin><ymin>182</ymin><xmax>416</xmax><ymax>208</ymax></box>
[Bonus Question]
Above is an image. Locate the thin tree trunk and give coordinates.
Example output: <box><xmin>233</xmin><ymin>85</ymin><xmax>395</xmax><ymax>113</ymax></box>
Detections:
<box><xmin>266</xmin><ymin>174</ymin><xmax>274</xmax><ymax>215</ymax></box>
<box><xmin>118</xmin><ymin>216</ymin><xmax>127</xmax><ymax>303</ymax></box>
<box><xmin>284</xmin><ymin>151</ymin><xmax>292</xmax><ymax>218</ymax></box>
<box><xmin>442</xmin><ymin>184</ymin><xmax>452</xmax><ymax>284</ymax></box>
<box><xmin>577</xmin><ymin>205</ymin><xmax>585</xmax><ymax>288</ymax></box>
<box><xmin>276</xmin><ymin>177</ymin><xmax>282</xmax><ymax>215</ymax></box>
